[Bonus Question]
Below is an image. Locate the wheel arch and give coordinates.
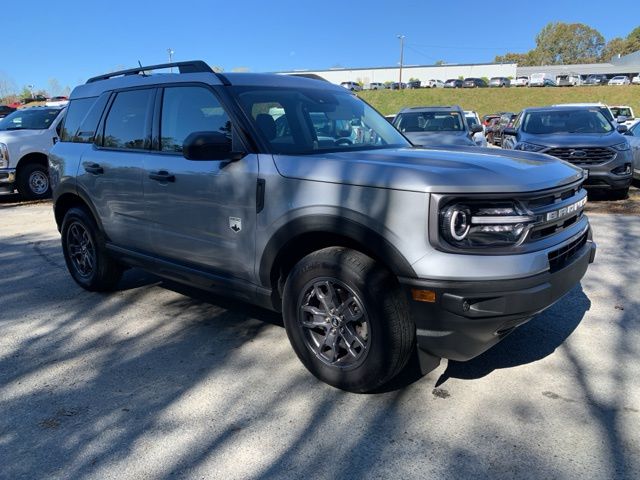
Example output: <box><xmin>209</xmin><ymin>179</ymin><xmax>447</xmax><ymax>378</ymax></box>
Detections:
<box><xmin>16</xmin><ymin>151</ymin><xmax>49</xmax><ymax>175</ymax></box>
<box><xmin>53</xmin><ymin>184</ymin><xmax>105</xmax><ymax>235</ymax></box>
<box><xmin>260</xmin><ymin>215</ymin><xmax>416</xmax><ymax>303</ymax></box>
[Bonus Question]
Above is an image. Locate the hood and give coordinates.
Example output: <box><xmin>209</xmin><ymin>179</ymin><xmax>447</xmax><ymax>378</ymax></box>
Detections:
<box><xmin>273</xmin><ymin>146</ymin><xmax>584</xmax><ymax>194</ymax></box>
<box><xmin>0</xmin><ymin>129</ymin><xmax>45</xmax><ymax>143</ymax></box>
<box><xmin>521</xmin><ymin>131</ymin><xmax>625</xmax><ymax>148</ymax></box>
<box><xmin>404</xmin><ymin>131</ymin><xmax>476</xmax><ymax>147</ymax></box>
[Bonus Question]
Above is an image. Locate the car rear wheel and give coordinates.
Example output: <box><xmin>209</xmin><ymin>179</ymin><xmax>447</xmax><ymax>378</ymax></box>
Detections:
<box><xmin>282</xmin><ymin>247</ymin><xmax>415</xmax><ymax>393</ymax></box>
<box><xmin>61</xmin><ymin>207</ymin><xmax>123</xmax><ymax>291</ymax></box>
<box><xmin>17</xmin><ymin>163</ymin><xmax>51</xmax><ymax>199</ymax></box>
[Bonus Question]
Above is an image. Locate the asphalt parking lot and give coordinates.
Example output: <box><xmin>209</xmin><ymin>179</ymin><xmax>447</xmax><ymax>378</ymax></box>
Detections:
<box><xmin>1</xmin><ymin>196</ymin><xmax>639</xmax><ymax>480</ymax></box>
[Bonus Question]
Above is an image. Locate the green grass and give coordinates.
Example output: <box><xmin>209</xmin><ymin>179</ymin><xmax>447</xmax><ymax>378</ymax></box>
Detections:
<box><xmin>359</xmin><ymin>85</ymin><xmax>640</xmax><ymax>117</ymax></box>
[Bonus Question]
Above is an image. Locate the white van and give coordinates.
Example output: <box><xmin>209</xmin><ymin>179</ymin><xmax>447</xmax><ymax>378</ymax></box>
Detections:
<box><xmin>529</xmin><ymin>72</ymin><xmax>555</xmax><ymax>87</ymax></box>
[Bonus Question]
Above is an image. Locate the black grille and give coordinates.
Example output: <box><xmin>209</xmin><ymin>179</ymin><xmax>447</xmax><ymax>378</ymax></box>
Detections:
<box><xmin>547</xmin><ymin>231</ymin><xmax>588</xmax><ymax>272</ymax></box>
<box><xmin>524</xmin><ymin>184</ymin><xmax>586</xmax><ymax>242</ymax></box>
<box><xmin>544</xmin><ymin>147</ymin><xmax>615</xmax><ymax>165</ymax></box>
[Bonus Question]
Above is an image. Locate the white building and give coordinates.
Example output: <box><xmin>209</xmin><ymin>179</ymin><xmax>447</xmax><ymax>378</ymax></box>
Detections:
<box><xmin>278</xmin><ymin>62</ymin><xmax>517</xmax><ymax>87</ymax></box>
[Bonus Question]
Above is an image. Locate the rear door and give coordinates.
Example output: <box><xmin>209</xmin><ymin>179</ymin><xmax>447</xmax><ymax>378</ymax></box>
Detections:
<box><xmin>141</xmin><ymin>84</ymin><xmax>258</xmax><ymax>282</ymax></box>
<box><xmin>78</xmin><ymin>88</ymin><xmax>155</xmax><ymax>250</ymax></box>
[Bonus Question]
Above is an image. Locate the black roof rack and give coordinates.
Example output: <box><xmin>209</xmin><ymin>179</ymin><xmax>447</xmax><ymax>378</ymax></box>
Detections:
<box><xmin>86</xmin><ymin>60</ymin><xmax>214</xmax><ymax>84</ymax></box>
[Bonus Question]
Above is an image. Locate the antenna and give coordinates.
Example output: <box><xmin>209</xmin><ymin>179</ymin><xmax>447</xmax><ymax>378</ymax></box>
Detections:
<box><xmin>138</xmin><ymin>61</ymin><xmax>147</xmax><ymax>76</ymax></box>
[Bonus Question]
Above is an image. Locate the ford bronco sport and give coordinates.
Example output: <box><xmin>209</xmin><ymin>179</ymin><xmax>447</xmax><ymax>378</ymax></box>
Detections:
<box><xmin>50</xmin><ymin>61</ymin><xmax>596</xmax><ymax>392</ymax></box>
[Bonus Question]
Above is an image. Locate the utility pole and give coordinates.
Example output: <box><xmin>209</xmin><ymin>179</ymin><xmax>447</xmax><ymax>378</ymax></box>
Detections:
<box><xmin>167</xmin><ymin>48</ymin><xmax>175</xmax><ymax>72</ymax></box>
<box><xmin>397</xmin><ymin>35</ymin><xmax>405</xmax><ymax>89</ymax></box>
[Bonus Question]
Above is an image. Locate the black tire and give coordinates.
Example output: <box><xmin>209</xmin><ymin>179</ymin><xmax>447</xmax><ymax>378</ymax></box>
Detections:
<box><xmin>610</xmin><ymin>187</ymin><xmax>629</xmax><ymax>200</ymax></box>
<box><xmin>282</xmin><ymin>247</ymin><xmax>415</xmax><ymax>393</ymax></box>
<box><xmin>61</xmin><ymin>207</ymin><xmax>123</xmax><ymax>291</ymax></box>
<box><xmin>17</xmin><ymin>162</ymin><xmax>51</xmax><ymax>200</ymax></box>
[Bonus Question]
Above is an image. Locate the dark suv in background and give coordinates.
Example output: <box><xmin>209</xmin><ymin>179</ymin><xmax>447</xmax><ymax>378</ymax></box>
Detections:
<box><xmin>502</xmin><ymin>106</ymin><xmax>633</xmax><ymax>198</ymax></box>
<box><xmin>462</xmin><ymin>78</ymin><xmax>488</xmax><ymax>88</ymax></box>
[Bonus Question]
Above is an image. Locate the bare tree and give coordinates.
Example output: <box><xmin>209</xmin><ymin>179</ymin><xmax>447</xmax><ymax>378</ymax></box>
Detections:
<box><xmin>48</xmin><ymin>78</ymin><xmax>62</xmax><ymax>97</ymax></box>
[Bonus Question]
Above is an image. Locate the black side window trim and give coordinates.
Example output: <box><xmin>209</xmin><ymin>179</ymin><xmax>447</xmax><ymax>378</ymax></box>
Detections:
<box><xmin>95</xmin><ymin>86</ymin><xmax>157</xmax><ymax>152</ymax></box>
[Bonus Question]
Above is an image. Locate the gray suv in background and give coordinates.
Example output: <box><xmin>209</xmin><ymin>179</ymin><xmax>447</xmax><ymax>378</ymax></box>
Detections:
<box><xmin>392</xmin><ymin>106</ymin><xmax>482</xmax><ymax>147</ymax></box>
<box><xmin>50</xmin><ymin>61</ymin><xmax>596</xmax><ymax>392</ymax></box>
<box><xmin>502</xmin><ymin>106</ymin><xmax>633</xmax><ymax>198</ymax></box>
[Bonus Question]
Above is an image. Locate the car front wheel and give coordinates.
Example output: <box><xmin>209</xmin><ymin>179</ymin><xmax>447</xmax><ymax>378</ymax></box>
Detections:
<box><xmin>282</xmin><ymin>247</ymin><xmax>415</xmax><ymax>392</ymax></box>
<box><xmin>17</xmin><ymin>163</ymin><xmax>51</xmax><ymax>199</ymax></box>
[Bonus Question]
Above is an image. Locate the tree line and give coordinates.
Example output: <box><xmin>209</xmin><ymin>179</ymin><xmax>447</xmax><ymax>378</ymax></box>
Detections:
<box><xmin>495</xmin><ymin>23</ymin><xmax>640</xmax><ymax>66</ymax></box>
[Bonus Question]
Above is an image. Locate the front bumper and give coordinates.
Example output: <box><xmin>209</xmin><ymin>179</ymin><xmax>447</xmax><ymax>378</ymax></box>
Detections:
<box><xmin>400</xmin><ymin>231</ymin><xmax>596</xmax><ymax>361</ymax></box>
<box><xmin>0</xmin><ymin>168</ymin><xmax>16</xmax><ymax>193</ymax></box>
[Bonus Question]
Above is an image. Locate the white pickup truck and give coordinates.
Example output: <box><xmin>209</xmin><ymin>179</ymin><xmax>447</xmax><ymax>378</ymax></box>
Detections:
<box><xmin>0</xmin><ymin>106</ymin><xmax>65</xmax><ymax>199</ymax></box>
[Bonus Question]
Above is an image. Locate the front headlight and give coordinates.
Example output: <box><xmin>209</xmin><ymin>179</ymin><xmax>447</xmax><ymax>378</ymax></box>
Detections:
<box><xmin>612</xmin><ymin>142</ymin><xmax>630</xmax><ymax>151</ymax></box>
<box><xmin>0</xmin><ymin>142</ymin><xmax>8</xmax><ymax>168</ymax></box>
<box><xmin>440</xmin><ymin>201</ymin><xmax>535</xmax><ymax>248</ymax></box>
<box><xmin>514</xmin><ymin>142</ymin><xmax>545</xmax><ymax>152</ymax></box>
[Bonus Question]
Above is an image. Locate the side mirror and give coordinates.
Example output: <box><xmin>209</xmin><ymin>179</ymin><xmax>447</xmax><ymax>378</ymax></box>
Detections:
<box><xmin>503</xmin><ymin>127</ymin><xmax>517</xmax><ymax>136</ymax></box>
<box><xmin>182</xmin><ymin>131</ymin><xmax>245</xmax><ymax>161</ymax></box>
<box><xmin>617</xmin><ymin>124</ymin><xmax>628</xmax><ymax>134</ymax></box>
<box><xmin>470</xmin><ymin>124</ymin><xmax>483</xmax><ymax>134</ymax></box>
<box><xmin>617</xmin><ymin>116</ymin><xmax>628</xmax><ymax>124</ymax></box>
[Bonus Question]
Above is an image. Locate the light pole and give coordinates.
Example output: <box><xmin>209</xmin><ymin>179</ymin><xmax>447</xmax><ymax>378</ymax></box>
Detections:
<box><xmin>397</xmin><ymin>35</ymin><xmax>405</xmax><ymax>89</ymax></box>
<box><xmin>167</xmin><ymin>48</ymin><xmax>175</xmax><ymax>72</ymax></box>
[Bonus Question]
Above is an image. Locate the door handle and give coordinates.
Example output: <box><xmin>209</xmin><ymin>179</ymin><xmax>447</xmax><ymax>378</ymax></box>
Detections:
<box><xmin>84</xmin><ymin>163</ymin><xmax>104</xmax><ymax>174</ymax></box>
<box><xmin>149</xmin><ymin>170</ymin><xmax>175</xmax><ymax>182</ymax></box>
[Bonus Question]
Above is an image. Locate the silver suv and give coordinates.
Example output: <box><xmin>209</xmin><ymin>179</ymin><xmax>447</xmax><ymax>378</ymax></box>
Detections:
<box><xmin>50</xmin><ymin>61</ymin><xmax>596</xmax><ymax>392</ymax></box>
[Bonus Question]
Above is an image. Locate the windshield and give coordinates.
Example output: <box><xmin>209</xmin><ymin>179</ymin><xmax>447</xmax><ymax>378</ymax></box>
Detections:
<box><xmin>395</xmin><ymin>111</ymin><xmax>464</xmax><ymax>132</ymax></box>
<box><xmin>611</xmin><ymin>107</ymin><xmax>632</xmax><ymax>117</ymax></box>
<box><xmin>522</xmin><ymin>109</ymin><xmax>614</xmax><ymax>134</ymax></box>
<box><xmin>0</xmin><ymin>108</ymin><xmax>61</xmax><ymax>131</ymax></box>
<box><xmin>233</xmin><ymin>86</ymin><xmax>409</xmax><ymax>155</ymax></box>
<box><xmin>466</xmin><ymin>115</ymin><xmax>479</xmax><ymax>127</ymax></box>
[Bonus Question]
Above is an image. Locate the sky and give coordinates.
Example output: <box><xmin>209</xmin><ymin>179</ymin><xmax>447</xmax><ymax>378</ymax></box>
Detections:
<box><xmin>1</xmin><ymin>0</ymin><xmax>639</xmax><ymax>95</ymax></box>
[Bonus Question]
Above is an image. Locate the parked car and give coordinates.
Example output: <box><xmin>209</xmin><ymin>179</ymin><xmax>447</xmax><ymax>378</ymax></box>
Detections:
<box><xmin>512</xmin><ymin>76</ymin><xmax>529</xmax><ymax>87</ymax></box>
<box><xmin>425</xmin><ymin>79</ymin><xmax>444</xmax><ymax>88</ymax></box>
<box><xmin>366</xmin><ymin>82</ymin><xmax>385</xmax><ymax>90</ymax></box>
<box><xmin>392</xmin><ymin>105</ymin><xmax>482</xmax><ymax>147</ymax></box>
<box><xmin>406</xmin><ymin>80</ymin><xmax>421</xmax><ymax>89</ymax></box>
<box><xmin>0</xmin><ymin>106</ymin><xmax>66</xmax><ymax>198</ymax></box>
<box><xmin>608</xmin><ymin>75</ymin><xmax>630</xmax><ymax>86</ymax></box>
<box><xmin>462</xmin><ymin>78</ymin><xmax>488</xmax><ymax>88</ymax></box>
<box><xmin>529</xmin><ymin>73</ymin><xmax>557</xmax><ymax>87</ymax></box>
<box><xmin>556</xmin><ymin>74</ymin><xmax>582</xmax><ymax>87</ymax></box>
<box><xmin>340</xmin><ymin>81</ymin><xmax>362</xmax><ymax>91</ymax></box>
<box><xmin>632</xmin><ymin>74</ymin><xmax>640</xmax><ymax>85</ymax></box>
<box><xmin>384</xmin><ymin>114</ymin><xmax>396</xmax><ymax>123</ymax></box>
<box><xmin>622</xmin><ymin>121</ymin><xmax>640</xmax><ymax>181</ymax></box>
<box><xmin>609</xmin><ymin>106</ymin><xmax>635</xmax><ymax>126</ymax></box>
<box><xmin>485</xmin><ymin>117</ymin><xmax>502</xmax><ymax>145</ymax></box>
<box><xmin>21</xmin><ymin>94</ymin><xmax>48</xmax><ymax>104</ymax></box>
<box><xmin>50</xmin><ymin>61</ymin><xmax>595</xmax><ymax>393</ymax></box>
<box><xmin>493</xmin><ymin>112</ymin><xmax>518</xmax><ymax>147</ymax></box>
<box><xmin>502</xmin><ymin>106</ymin><xmax>632</xmax><ymax>198</ymax></box>
<box><xmin>390</xmin><ymin>82</ymin><xmax>407</xmax><ymax>90</ymax></box>
<box><xmin>464</xmin><ymin>110</ymin><xmax>487</xmax><ymax>147</ymax></box>
<box><xmin>584</xmin><ymin>74</ymin><xmax>608</xmax><ymax>86</ymax></box>
<box><xmin>489</xmin><ymin>77</ymin><xmax>510</xmax><ymax>88</ymax></box>
<box><xmin>0</xmin><ymin>105</ymin><xmax>16</xmax><ymax>118</ymax></box>
<box><xmin>443</xmin><ymin>79</ymin><xmax>463</xmax><ymax>88</ymax></box>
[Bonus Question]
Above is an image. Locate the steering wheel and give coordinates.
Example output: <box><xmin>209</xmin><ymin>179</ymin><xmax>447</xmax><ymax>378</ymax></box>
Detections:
<box><xmin>335</xmin><ymin>138</ymin><xmax>353</xmax><ymax>146</ymax></box>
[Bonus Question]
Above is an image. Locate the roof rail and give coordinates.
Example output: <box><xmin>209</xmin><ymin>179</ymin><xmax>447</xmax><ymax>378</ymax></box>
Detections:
<box><xmin>86</xmin><ymin>60</ymin><xmax>214</xmax><ymax>84</ymax></box>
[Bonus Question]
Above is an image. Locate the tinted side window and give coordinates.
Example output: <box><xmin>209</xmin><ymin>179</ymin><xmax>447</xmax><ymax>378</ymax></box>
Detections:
<box><xmin>61</xmin><ymin>98</ymin><xmax>96</xmax><ymax>142</ymax></box>
<box><xmin>160</xmin><ymin>86</ymin><xmax>231</xmax><ymax>153</ymax></box>
<box><xmin>103</xmin><ymin>89</ymin><xmax>154</xmax><ymax>150</ymax></box>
